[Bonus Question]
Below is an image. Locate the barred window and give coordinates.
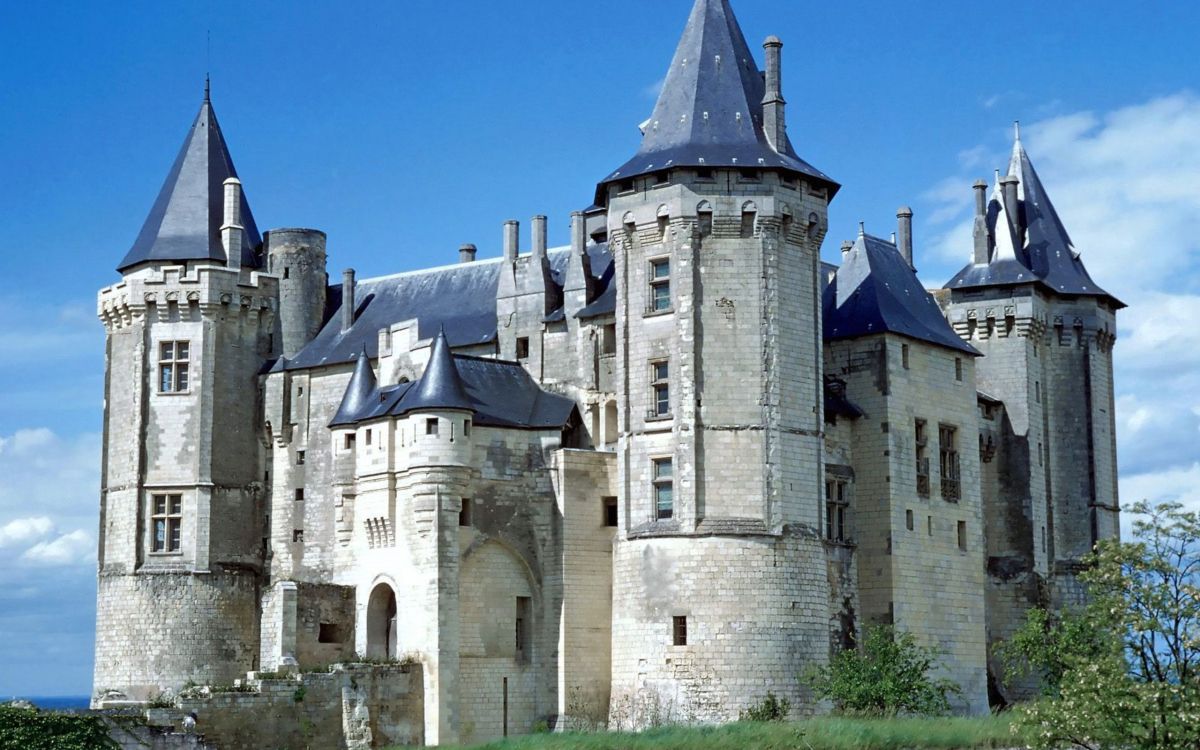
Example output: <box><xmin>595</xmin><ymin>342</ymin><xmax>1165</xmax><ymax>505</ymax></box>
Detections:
<box><xmin>151</xmin><ymin>494</ymin><xmax>182</xmax><ymax>553</ymax></box>
<box><xmin>158</xmin><ymin>341</ymin><xmax>190</xmax><ymax>393</ymax></box>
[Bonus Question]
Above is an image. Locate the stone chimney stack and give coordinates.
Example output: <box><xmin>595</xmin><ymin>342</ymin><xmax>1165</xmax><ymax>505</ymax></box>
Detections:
<box><xmin>896</xmin><ymin>206</ymin><xmax>914</xmax><ymax>270</ymax></box>
<box><xmin>1000</xmin><ymin>173</ymin><xmax>1021</xmax><ymax>240</ymax></box>
<box><xmin>503</xmin><ymin>220</ymin><xmax>519</xmax><ymax>262</ymax></box>
<box><xmin>221</xmin><ymin>177</ymin><xmax>244</xmax><ymax>271</ymax></box>
<box><xmin>459</xmin><ymin>244</ymin><xmax>477</xmax><ymax>264</ymax></box>
<box><xmin>531</xmin><ymin>215</ymin><xmax>548</xmax><ymax>261</ymax></box>
<box><xmin>972</xmin><ymin>180</ymin><xmax>990</xmax><ymax>264</ymax></box>
<box><xmin>762</xmin><ymin>36</ymin><xmax>787</xmax><ymax>153</ymax></box>
<box><xmin>341</xmin><ymin>269</ymin><xmax>356</xmax><ymax>333</ymax></box>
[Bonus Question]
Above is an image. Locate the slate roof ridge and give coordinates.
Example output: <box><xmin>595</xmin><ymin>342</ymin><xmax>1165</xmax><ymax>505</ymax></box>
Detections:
<box><xmin>117</xmin><ymin>93</ymin><xmax>262</xmax><ymax>272</ymax></box>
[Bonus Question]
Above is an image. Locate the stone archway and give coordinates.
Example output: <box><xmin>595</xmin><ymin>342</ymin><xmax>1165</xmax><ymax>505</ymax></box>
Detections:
<box><xmin>366</xmin><ymin>582</ymin><xmax>397</xmax><ymax>659</ymax></box>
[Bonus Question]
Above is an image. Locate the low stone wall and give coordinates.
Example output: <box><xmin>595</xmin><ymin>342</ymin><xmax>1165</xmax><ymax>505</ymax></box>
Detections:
<box><xmin>151</xmin><ymin>664</ymin><xmax>423</xmax><ymax>749</ymax></box>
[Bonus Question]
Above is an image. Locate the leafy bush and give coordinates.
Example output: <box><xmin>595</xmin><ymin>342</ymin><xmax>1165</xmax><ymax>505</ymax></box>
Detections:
<box><xmin>738</xmin><ymin>693</ymin><xmax>790</xmax><ymax>722</ymax></box>
<box><xmin>804</xmin><ymin>624</ymin><xmax>960</xmax><ymax>717</ymax></box>
<box><xmin>1010</xmin><ymin>500</ymin><xmax>1200</xmax><ymax>750</ymax></box>
<box><xmin>0</xmin><ymin>705</ymin><xmax>119</xmax><ymax>750</ymax></box>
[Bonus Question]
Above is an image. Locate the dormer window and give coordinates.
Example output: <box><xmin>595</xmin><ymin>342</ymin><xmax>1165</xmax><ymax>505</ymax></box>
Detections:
<box><xmin>695</xmin><ymin>167</ymin><xmax>715</xmax><ymax>181</ymax></box>
<box><xmin>739</xmin><ymin>169</ymin><xmax>760</xmax><ymax>183</ymax></box>
<box><xmin>618</xmin><ymin>179</ymin><xmax>635</xmax><ymax>193</ymax></box>
<box><xmin>652</xmin><ymin>171</ymin><xmax>669</xmax><ymax>186</ymax></box>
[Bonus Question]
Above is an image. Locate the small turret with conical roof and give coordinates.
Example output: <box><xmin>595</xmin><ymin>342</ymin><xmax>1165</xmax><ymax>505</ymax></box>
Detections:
<box><xmin>405</xmin><ymin>329</ymin><xmax>474</xmax><ymax>415</ymax></box>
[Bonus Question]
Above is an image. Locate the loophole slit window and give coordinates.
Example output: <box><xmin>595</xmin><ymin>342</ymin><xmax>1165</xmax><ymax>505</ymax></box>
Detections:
<box><xmin>158</xmin><ymin>341</ymin><xmax>190</xmax><ymax>393</ymax></box>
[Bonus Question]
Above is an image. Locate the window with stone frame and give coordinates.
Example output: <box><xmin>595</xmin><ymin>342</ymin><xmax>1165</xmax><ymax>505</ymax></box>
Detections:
<box><xmin>915</xmin><ymin>419</ymin><xmax>931</xmax><ymax>497</ymax></box>
<box><xmin>515</xmin><ymin>596</ymin><xmax>531</xmax><ymax>663</ymax></box>
<box><xmin>672</xmin><ymin>615</ymin><xmax>688</xmax><ymax>646</ymax></box>
<box><xmin>603</xmin><ymin>496</ymin><xmax>619</xmax><ymax>527</ymax></box>
<box><xmin>649</xmin><ymin>360</ymin><xmax>670</xmax><ymax>418</ymax></box>
<box><xmin>939</xmin><ymin>424</ymin><xmax>961</xmax><ymax>502</ymax></box>
<box><xmin>158</xmin><ymin>341</ymin><xmax>190</xmax><ymax>393</ymax></box>
<box><xmin>648</xmin><ymin>258</ymin><xmax>671</xmax><ymax>312</ymax></box>
<box><xmin>601</xmin><ymin>323</ymin><xmax>617</xmax><ymax>355</ymax></box>
<box><xmin>825</xmin><ymin>478</ymin><xmax>848</xmax><ymax>542</ymax></box>
<box><xmin>653</xmin><ymin>457</ymin><xmax>674</xmax><ymax>520</ymax></box>
<box><xmin>151</xmin><ymin>494</ymin><xmax>182</xmax><ymax>553</ymax></box>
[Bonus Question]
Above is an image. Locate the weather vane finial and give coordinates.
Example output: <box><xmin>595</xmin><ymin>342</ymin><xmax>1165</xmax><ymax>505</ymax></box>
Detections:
<box><xmin>1014</xmin><ymin>120</ymin><xmax>1021</xmax><ymax>141</ymax></box>
<box><xmin>204</xmin><ymin>73</ymin><xmax>210</xmax><ymax>102</ymax></box>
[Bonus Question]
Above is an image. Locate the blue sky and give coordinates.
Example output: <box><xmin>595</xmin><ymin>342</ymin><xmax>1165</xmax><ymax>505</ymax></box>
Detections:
<box><xmin>2</xmin><ymin>0</ymin><xmax>1199</xmax><ymax>697</ymax></box>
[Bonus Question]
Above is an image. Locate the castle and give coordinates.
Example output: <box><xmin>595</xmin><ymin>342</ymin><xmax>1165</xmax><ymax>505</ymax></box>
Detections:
<box><xmin>92</xmin><ymin>0</ymin><xmax>1122</xmax><ymax>744</ymax></box>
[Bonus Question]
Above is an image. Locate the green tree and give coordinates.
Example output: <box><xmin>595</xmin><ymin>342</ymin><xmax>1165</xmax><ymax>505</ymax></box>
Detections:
<box><xmin>998</xmin><ymin>605</ymin><xmax>1112</xmax><ymax>697</ymax></box>
<box><xmin>804</xmin><ymin>624</ymin><xmax>961</xmax><ymax>717</ymax></box>
<box><xmin>1012</xmin><ymin>501</ymin><xmax>1200</xmax><ymax>750</ymax></box>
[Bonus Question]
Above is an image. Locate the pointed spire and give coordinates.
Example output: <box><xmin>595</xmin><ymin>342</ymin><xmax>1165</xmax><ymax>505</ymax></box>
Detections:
<box><xmin>596</xmin><ymin>0</ymin><xmax>836</xmax><ymax>201</ymax></box>
<box><xmin>404</xmin><ymin>329</ymin><xmax>474</xmax><ymax>413</ymax></box>
<box><xmin>117</xmin><ymin>92</ymin><xmax>262</xmax><ymax>272</ymax></box>
<box><xmin>990</xmin><ymin>174</ymin><xmax>1020</xmax><ymax>263</ymax></box>
<box><xmin>204</xmin><ymin>74</ymin><xmax>210</xmax><ymax>103</ymax></box>
<box><xmin>329</xmin><ymin>347</ymin><xmax>378</xmax><ymax>427</ymax></box>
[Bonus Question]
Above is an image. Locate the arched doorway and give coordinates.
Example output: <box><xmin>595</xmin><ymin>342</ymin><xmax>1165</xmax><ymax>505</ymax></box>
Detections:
<box><xmin>366</xmin><ymin>583</ymin><xmax>397</xmax><ymax>659</ymax></box>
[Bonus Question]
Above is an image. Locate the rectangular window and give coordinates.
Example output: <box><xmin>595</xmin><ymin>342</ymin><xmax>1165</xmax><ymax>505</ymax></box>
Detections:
<box><xmin>294</xmin><ymin>488</ymin><xmax>304</xmax><ymax>502</ymax></box>
<box><xmin>601</xmin><ymin>323</ymin><xmax>617</xmax><ymax>355</ymax></box>
<box><xmin>365</xmin><ymin>429</ymin><xmax>373</xmax><ymax>446</ymax></box>
<box><xmin>915</xmin><ymin>419</ymin><xmax>930</xmax><ymax>497</ymax></box>
<box><xmin>463</xmin><ymin>419</ymin><xmax>472</xmax><ymax>437</ymax></box>
<box><xmin>906</xmin><ymin>509</ymin><xmax>914</xmax><ymax>531</ymax></box>
<box><xmin>902</xmin><ymin>344</ymin><xmax>910</xmax><ymax>370</ymax></box>
<box><xmin>1036</xmin><ymin>381</ymin><xmax>1041</xmax><ymax>403</ymax></box>
<box><xmin>957</xmin><ymin>520</ymin><xmax>967</xmax><ymax>551</ymax></box>
<box><xmin>695</xmin><ymin>167</ymin><xmax>714</xmax><ymax>181</ymax></box>
<box><xmin>425</xmin><ymin>418</ymin><xmax>439</xmax><ymax>436</ymax></box>
<box><xmin>516</xmin><ymin>337</ymin><xmax>530</xmax><ymax>360</ymax></box>
<box><xmin>649</xmin><ymin>258</ymin><xmax>671</xmax><ymax>312</ymax></box>
<box><xmin>650</xmin><ymin>360</ymin><xmax>670</xmax><ymax>417</ymax></box>
<box><xmin>740</xmin><ymin>208</ymin><xmax>757</xmax><ymax>238</ymax></box>
<box><xmin>293</xmin><ymin>529</ymin><xmax>304</xmax><ymax>543</ymax></box>
<box><xmin>824</xmin><ymin>479</ymin><xmax>847</xmax><ymax>542</ymax></box>
<box><xmin>653</xmin><ymin>457</ymin><xmax>674</xmax><ymax>520</ymax></box>
<box><xmin>459</xmin><ymin>498</ymin><xmax>472</xmax><ymax>527</ymax></box>
<box><xmin>296</xmin><ymin>450</ymin><xmax>305</xmax><ymax>465</ymax></box>
<box><xmin>158</xmin><ymin>341</ymin><xmax>190</xmax><ymax>393</ymax></box>
<box><xmin>927</xmin><ymin>515</ymin><xmax>933</xmax><ymax>536</ymax></box>
<box><xmin>151</xmin><ymin>494</ymin><xmax>182</xmax><ymax>553</ymax></box>
<box><xmin>940</xmin><ymin>425</ymin><xmax>961</xmax><ymax>502</ymax></box>
<box><xmin>344</xmin><ymin>433</ymin><xmax>356</xmax><ymax>450</ymax></box>
<box><xmin>515</xmin><ymin>597</ymin><xmax>531</xmax><ymax>663</ymax></box>
<box><xmin>672</xmin><ymin>615</ymin><xmax>688</xmax><ymax>646</ymax></box>
<box><xmin>955</xmin><ymin>358</ymin><xmax>964</xmax><ymax>382</ymax></box>
<box><xmin>698</xmin><ymin>208</ymin><xmax>713</xmax><ymax>237</ymax></box>
<box><xmin>603</xmin><ymin>496</ymin><xmax>619</xmax><ymax>527</ymax></box>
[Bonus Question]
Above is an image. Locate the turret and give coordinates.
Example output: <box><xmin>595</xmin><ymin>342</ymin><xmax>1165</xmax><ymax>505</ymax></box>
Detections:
<box><xmin>266</xmin><ymin>228</ymin><xmax>328</xmax><ymax>358</ymax></box>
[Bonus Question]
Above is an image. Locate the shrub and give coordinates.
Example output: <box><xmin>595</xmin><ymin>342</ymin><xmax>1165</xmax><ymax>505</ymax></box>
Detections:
<box><xmin>738</xmin><ymin>692</ymin><xmax>790</xmax><ymax>722</ymax></box>
<box><xmin>805</xmin><ymin>624</ymin><xmax>960</xmax><ymax>717</ymax></box>
<box><xmin>0</xmin><ymin>705</ymin><xmax>119</xmax><ymax>750</ymax></box>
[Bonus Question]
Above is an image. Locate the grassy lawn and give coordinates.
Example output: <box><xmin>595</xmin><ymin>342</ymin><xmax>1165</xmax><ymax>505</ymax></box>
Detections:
<box><xmin>407</xmin><ymin>715</ymin><xmax>1028</xmax><ymax>750</ymax></box>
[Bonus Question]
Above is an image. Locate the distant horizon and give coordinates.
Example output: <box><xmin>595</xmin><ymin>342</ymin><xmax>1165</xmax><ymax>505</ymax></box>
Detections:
<box><xmin>3</xmin><ymin>0</ymin><xmax>1200</xmax><ymax>697</ymax></box>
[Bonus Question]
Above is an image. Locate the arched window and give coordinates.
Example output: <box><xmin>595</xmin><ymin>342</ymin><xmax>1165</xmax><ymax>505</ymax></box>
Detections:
<box><xmin>697</xmin><ymin>201</ymin><xmax>713</xmax><ymax>238</ymax></box>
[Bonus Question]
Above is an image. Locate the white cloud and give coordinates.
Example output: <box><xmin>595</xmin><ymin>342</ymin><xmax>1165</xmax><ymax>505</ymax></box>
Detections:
<box><xmin>0</xmin><ymin>516</ymin><xmax>53</xmax><ymax>548</ymax></box>
<box><xmin>20</xmin><ymin>530</ymin><xmax>94</xmax><ymax>567</ymax></box>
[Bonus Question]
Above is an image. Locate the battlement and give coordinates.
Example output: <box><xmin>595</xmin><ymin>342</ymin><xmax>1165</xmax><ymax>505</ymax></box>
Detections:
<box><xmin>98</xmin><ymin>263</ymin><xmax>278</xmax><ymax>331</ymax></box>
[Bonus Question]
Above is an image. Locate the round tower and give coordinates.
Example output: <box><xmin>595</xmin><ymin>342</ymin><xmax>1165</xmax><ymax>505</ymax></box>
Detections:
<box><xmin>265</xmin><ymin>228</ymin><xmax>328</xmax><ymax>358</ymax></box>
<box><xmin>94</xmin><ymin>93</ymin><xmax>272</xmax><ymax>704</ymax></box>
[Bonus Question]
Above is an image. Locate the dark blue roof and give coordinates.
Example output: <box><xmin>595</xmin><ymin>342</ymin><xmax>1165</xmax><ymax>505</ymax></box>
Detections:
<box><xmin>404</xmin><ymin>329</ymin><xmax>474</xmax><ymax>413</ymax></box>
<box><xmin>946</xmin><ymin>136</ymin><xmax>1122</xmax><ymax>308</ymax></box>
<box><xmin>575</xmin><ymin>261</ymin><xmax>617</xmax><ymax>319</ymax></box>
<box><xmin>117</xmin><ymin>94</ymin><xmax>262</xmax><ymax>273</ymax></box>
<box><xmin>331</xmin><ymin>352</ymin><xmax>575</xmax><ymax>431</ymax></box>
<box><xmin>596</xmin><ymin>0</ymin><xmax>836</xmax><ymax>202</ymax></box>
<box><xmin>289</xmin><ymin>244</ymin><xmax>611</xmax><ymax>370</ymax></box>
<box><xmin>329</xmin><ymin>348</ymin><xmax>377</xmax><ymax>428</ymax></box>
<box><xmin>825</xmin><ymin>233</ymin><xmax>978</xmax><ymax>355</ymax></box>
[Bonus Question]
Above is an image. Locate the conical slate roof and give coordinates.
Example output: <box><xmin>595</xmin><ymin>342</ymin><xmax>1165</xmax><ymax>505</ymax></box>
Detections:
<box><xmin>945</xmin><ymin>129</ymin><xmax>1121</xmax><ymax>307</ymax></box>
<box><xmin>329</xmin><ymin>348</ymin><xmax>378</xmax><ymax>428</ymax></box>
<box><xmin>117</xmin><ymin>90</ymin><xmax>262</xmax><ymax>272</ymax></box>
<box><xmin>404</xmin><ymin>329</ymin><xmax>474</xmax><ymax>413</ymax></box>
<box><xmin>826</xmin><ymin>232</ymin><xmax>978</xmax><ymax>355</ymax></box>
<box><xmin>596</xmin><ymin>0</ymin><xmax>836</xmax><ymax>201</ymax></box>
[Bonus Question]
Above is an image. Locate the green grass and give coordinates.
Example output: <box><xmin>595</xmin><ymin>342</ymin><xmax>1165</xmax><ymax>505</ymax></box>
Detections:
<box><xmin>401</xmin><ymin>715</ymin><xmax>1028</xmax><ymax>750</ymax></box>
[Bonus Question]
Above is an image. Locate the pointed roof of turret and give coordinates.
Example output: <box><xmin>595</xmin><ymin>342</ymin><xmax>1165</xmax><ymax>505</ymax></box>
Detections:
<box><xmin>404</xmin><ymin>329</ymin><xmax>474</xmax><ymax>413</ymax></box>
<box><xmin>329</xmin><ymin>347</ymin><xmax>378</xmax><ymax>428</ymax></box>
<box><xmin>826</xmin><ymin>232</ymin><xmax>978</xmax><ymax>355</ymax></box>
<box><xmin>946</xmin><ymin>126</ymin><xmax>1122</xmax><ymax>307</ymax></box>
<box><xmin>596</xmin><ymin>0</ymin><xmax>836</xmax><ymax>201</ymax></box>
<box><xmin>117</xmin><ymin>87</ymin><xmax>262</xmax><ymax>272</ymax></box>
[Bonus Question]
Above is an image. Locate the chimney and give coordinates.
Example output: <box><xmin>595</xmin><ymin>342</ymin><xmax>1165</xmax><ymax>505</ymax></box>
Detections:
<box><xmin>972</xmin><ymin>180</ymin><xmax>990</xmax><ymax>264</ymax></box>
<box><xmin>896</xmin><ymin>206</ymin><xmax>914</xmax><ymax>270</ymax></box>
<box><xmin>571</xmin><ymin>211</ymin><xmax>587</xmax><ymax>257</ymax></box>
<box><xmin>531</xmin><ymin>215</ymin><xmax>548</xmax><ymax>261</ymax></box>
<box><xmin>1000</xmin><ymin>173</ymin><xmax>1020</xmax><ymax>239</ymax></box>
<box><xmin>840</xmin><ymin>240</ymin><xmax>853</xmax><ymax>259</ymax></box>
<box><xmin>762</xmin><ymin>36</ymin><xmax>787</xmax><ymax>152</ymax></box>
<box><xmin>221</xmin><ymin>177</ymin><xmax>244</xmax><ymax>271</ymax></box>
<box><xmin>459</xmin><ymin>244</ymin><xmax>477</xmax><ymax>264</ymax></box>
<box><xmin>503</xmin><ymin>220</ymin><xmax>519</xmax><ymax>262</ymax></box>
<box><xmin>341</xmin><ymin>269</ymin><xmax>356</xmax><ymax>333</ymax></box>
